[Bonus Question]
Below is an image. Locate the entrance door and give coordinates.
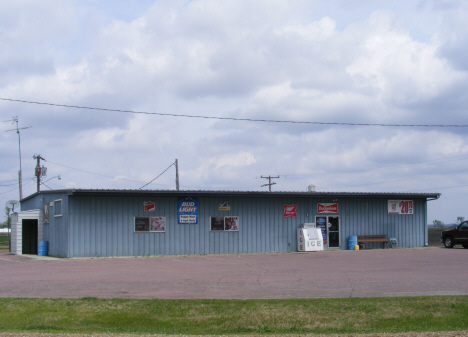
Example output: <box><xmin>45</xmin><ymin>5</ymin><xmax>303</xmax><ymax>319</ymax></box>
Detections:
<box><xmin>328</xmin><ymin>216</ymin><xmax>340</xmax><ymax>248</ymax></box>
<box><xmin>22</xmin><ymin>219</ymin><xmax>38</xmax><ymax>254</ymax></box>
<box><xmin>315</xmin><ymin>216</ymin><xmax>340</xmax><ymax>249</ymax></box>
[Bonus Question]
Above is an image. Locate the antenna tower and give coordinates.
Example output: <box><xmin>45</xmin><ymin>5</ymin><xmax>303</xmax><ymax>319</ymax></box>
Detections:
<box><xmin>4</xmin><ymin>117</ymin><xmax>32</xmax><ymax>200</ymax></box>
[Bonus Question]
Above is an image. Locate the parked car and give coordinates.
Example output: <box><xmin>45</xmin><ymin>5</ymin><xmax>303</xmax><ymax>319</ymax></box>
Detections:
<box><xmin>440</xmin><ymin>221</ymin><xmax>468</xmax><ymax>248</ymax></box>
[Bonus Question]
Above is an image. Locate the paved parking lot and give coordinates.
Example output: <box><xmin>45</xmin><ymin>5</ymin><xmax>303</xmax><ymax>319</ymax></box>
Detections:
<box><xmin>1</xmin><ymin>247</ymin><xmax>467</xmax><ymax>299</ymax></box>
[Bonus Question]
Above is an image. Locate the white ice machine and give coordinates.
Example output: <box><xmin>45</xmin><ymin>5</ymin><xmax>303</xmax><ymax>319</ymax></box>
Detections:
<box><xmin>297</xmin><ymin>223</ymin><xmax>323</xmax><ymax>251</ymax></box>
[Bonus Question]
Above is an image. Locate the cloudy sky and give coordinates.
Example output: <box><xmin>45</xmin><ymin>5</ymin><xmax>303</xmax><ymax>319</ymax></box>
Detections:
<box><xmin>1</xmin><ymin>0</ymin><xmax>468</xmax><ymax>224</ymax></box>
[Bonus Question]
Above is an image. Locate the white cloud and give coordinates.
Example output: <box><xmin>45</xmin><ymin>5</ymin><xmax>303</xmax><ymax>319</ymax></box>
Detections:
<box><xmin>1</xmin><ymin>1</ymin><xmax>468</xmax><ymax>224</ymax></box>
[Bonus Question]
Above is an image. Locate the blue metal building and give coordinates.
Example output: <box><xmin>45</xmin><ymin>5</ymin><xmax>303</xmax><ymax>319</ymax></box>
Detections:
<box><xmin>11</xmin><ymin>189</ymin><xmax>439</xmax><ymax>257</ymax></box>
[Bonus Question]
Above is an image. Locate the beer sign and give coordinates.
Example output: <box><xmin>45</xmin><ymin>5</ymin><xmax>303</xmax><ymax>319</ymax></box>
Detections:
<box><xmin>317</xmin><ymin>203</ymin><xmax>338</xmax><ymax>213</ymax></box>
<box><xmin>283</xmin><ymin>204</ymin><xmax>297</xmax><ymax>217</ymax></box>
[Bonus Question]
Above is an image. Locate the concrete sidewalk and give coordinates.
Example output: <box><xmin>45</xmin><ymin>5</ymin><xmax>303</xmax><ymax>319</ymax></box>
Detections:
<box><xmin>1</xmin><ymin>247</ymin><xmax>467</xmax><ymax>299</ymax></box>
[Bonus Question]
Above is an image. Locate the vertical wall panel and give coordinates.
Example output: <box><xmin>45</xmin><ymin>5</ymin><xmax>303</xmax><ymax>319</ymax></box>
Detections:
<box><xmin>21</xmin><ymin>192</ymin><xmax>432</xmax><ymax>257</ymax></box>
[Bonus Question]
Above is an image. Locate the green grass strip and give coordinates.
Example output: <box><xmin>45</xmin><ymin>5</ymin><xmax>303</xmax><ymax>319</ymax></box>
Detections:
<box><xmin>0</xmin><ymin>296</ymin><xmax>467</xmax><ymax>335</ymax></box>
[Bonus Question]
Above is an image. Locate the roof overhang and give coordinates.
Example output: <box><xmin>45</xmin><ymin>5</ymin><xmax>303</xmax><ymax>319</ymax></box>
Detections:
<box><xmin>21</xmin><ymin>188</ymin><xmax>441</xmax><ymax>201</ymax></box>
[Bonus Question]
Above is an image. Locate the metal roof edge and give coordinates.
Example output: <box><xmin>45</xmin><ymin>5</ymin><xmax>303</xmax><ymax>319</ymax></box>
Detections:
<box><xmin>19</xmin><ymin>189</ymin><xmax>441</xmax><ymax>201</ymax></box>
<box><xmin>57</xmin><ymin>189</ymin><xmax>440</xmax><ymax>199</ymax></box>
<box><xmin>20</xmin><ymin>189</ymin><xmax>75</xmax><ymax>203</ymax></box>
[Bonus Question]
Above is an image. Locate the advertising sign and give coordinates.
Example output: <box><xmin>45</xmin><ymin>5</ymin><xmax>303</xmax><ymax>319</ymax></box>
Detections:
<box><xmin>283</xmin><ymin>204</ymin><xmax>297</xmax><ymax>217</ymax></box>
<box><xmin>388</xmin><ymin>200</ymin><xmax>413</xmax><ymax>214</ymax></box>
<box><xmin>210</xmin><ymin>216</ymin><xmax>240</xmax><ymax>231</ymax></box>
<box><xmin>43</xmin><ymin>203</ymin><xmax>50</xmax><ymax>224</ymax></box>
<box><xmin>210</xmin><ymin>216</ymin><xmax>224</xmax><ymax>231</ymax></box>
<box><xmin>134</xmin><ymin>217</ymin><xmax>149</xmax><ymax>232</ymax></box>
<box><xmin>218</xmin><ymin>201</ymin><xmax>231</xmax><ymax>211</ymax></box>
<box><xmin>178</xmin><ymin>197</ymin><xmax>198</xmax><ymax>224</ymax></box>
<box><xmin>224</xmin><ymin>216</ymin><xmax>239</xmax><ymax>231</ymax></box>
<box><xmin>135</xmin><ymin>216</ymin><xmax>166</xmax><ymax>232</ymax></box>
<box><xmin>316</xmin><ymin>216</ymin><xmax>328</xmax><ymax>244</ymax></box>
<box><xmin>150</xmin><ymin>216</ymin><xmax>166</xmax><ymax>232</ymax></box>
<box><xmin>144</xmin><ymin>201</ymin><xmax>155</xmax><ymax>212</ymax></box>
<box><xmin>317</xmin><ymin>203</ymin><xmax>338</xmax><ymax>213</ymax></box>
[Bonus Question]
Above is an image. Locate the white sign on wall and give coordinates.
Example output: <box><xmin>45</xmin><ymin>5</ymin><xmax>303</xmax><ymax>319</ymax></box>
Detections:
<box><xmin>388</xmin><ymin>200</ymin><xmax>414</xmax><ymax>215</ymax></box>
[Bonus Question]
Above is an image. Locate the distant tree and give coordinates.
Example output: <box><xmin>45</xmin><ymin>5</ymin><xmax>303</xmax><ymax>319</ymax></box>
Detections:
<box><xmin>433</xmin><ymin>219</ymin><xmax>444</xmax><ymax>228</ymax></box>
<box><xmin>3</xmin><ymin>206</ymin><xmax>11</xmax><ymax>229</ymax></box>
<box><xmin>457</xmin><ymin>216</ymin><xmax>465</xmax><ymax>224</ymax></box>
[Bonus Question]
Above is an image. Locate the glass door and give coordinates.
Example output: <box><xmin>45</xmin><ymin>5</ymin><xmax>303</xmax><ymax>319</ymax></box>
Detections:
<box><xmin>315</xmin><ymin>216</ymin><xmax>340</xmax><ymax>249</ymax></box>
<box><xmin>315</xmin><ymin>216</ymin><xmax>328</xmax><ymax>247</ymax></box>
<box><xmin>328</xmin><ymin>216</ymin><xmax>340</xmax><ymax>248</ymax></box>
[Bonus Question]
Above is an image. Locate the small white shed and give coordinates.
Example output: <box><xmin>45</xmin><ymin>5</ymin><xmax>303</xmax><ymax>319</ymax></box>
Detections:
<box><xmin>10</xmin><ymin>209</ymin><xmax>43</xmax><ymax>255</ymax></box>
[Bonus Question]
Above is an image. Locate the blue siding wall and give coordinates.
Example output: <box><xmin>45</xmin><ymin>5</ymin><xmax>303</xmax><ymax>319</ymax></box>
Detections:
<box><xmin>21</xmin><ymin>192</ymin><xmax>69</xmax><ymax>257</ymax></box>
<box><xmin>64</xmin><ymin>194</ymin><xmax>428</xmax><ymax>257</ymax></box>
<box><xmin>22</xmin><ymin>192</ymin><xmax>430</xmax><ymax>257</ymax></box>
<box><xmin>339</xmin><ymin>198</ymin><xmax>427</xmax><ymax>249</ymax></box>
<box><xmin>68</xmin><ymin>195</ymin><xmax>313</xmax><ymax>257</ymax></box>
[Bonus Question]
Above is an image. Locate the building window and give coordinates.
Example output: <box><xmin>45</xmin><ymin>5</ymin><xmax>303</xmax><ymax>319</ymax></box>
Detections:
<box><xmin>134</xmin><ymin>216</ymin><xmax>166</xmax><ymax>232</ymax></box>
<box><xmin>210</xmin><ymin>216</ymin><xmax>239</xmax><ymax>231</ymax></box>
<box><xmin>54</xmin><ymin>199</ymin><xmax>62</xmax><ymax>217</ymax></box>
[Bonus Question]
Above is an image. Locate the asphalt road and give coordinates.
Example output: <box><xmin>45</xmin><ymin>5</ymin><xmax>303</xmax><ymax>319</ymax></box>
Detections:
<box><xmin>1</xmin><ymin>247</ymin><xmax>467</xmax><ymax>299</ymax></box>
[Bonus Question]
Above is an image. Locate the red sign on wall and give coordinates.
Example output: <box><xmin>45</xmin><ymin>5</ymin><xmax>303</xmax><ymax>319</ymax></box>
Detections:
<box><xmin>144</xmin><ymin>201</ymin><xmax>155</xmax><ymax>212</ymax></box>
<box><xmin>283</xmin><ymin>204</ymin><xmax>297</xmax><ymax>217</ymax></box>
<box><xmin>317</xmin><ymin>203</ymin><xmax>338</xmax><ymax>213</ymax></box>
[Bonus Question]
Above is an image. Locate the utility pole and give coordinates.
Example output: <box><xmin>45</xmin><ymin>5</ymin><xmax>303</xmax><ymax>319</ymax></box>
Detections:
<box><xmin>4</xmin><ymin>117</ymin><xmax>31</xmax><ymax>200</ymax></box>
<box><xmin>261</xmin><ymin>175</ymin><xmax>279</xmax><ymax>192</ymax></box>
<box><xmin>33</xmin><ymin>154</ymin><xmax>46</xmax><ymax>192</ymax></box>
<box><xmin>175</xmin><ymin>159</ymin><xmax>180</xmax><ymax>191</ymax></box>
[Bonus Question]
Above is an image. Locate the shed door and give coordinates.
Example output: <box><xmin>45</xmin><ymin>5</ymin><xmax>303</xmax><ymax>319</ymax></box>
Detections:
<box><xmin>22</xmin><ymin>219</ymin><xmax>38</xmax><ymax>254</ymax></box>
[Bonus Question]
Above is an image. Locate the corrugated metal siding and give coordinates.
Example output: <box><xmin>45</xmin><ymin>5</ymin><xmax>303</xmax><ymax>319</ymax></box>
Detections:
<box><xmin>10</xmin><ymin>213</ymin><xmax>20</xmax><ymax>254</ymax></box>
<box><xmin>67</xmin><ymin>195</ymin><xmax>315</xmax><ymax>257</ymax></box>
<box><xmin>338</xmin><ymin>198</ymin><xmax>427</xmax><ymax>249</ymax></box>
<box><xmin>23</xmin><ymin>192</ymin><xmax>430</xmax><ymax>257</ymax></box>
<box><xmin>10</xmin><ymin>210</ymin><xmax>43</xmax><ymax>255</ymax></box>
<box><xmin>21</xmin><ymin>192</ymin><xmax>69</xmax><ymax>257</ymax></box>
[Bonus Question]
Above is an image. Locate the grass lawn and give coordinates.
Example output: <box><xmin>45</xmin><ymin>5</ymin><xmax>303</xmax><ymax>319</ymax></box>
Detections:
<box><xmin>0</xmin><ymin>296</ymin><xmax>467</xmax><ymax>335</ymax></box>
<box><xmin>0</xmin><ymin>235</ymin><xmax>9</xmax><ymax>251</ymax></box>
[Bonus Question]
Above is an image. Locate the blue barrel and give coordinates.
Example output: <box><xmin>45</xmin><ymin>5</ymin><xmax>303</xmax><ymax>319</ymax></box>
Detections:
<box><xmin>347</xmin><ymin>236</ymin><xmax>357</xmax><ymax>250</ymax></box>
<box><xmin>38</xmin><ymin>241</ymin><xmax>49</xmax><ymax>256</ymax></box>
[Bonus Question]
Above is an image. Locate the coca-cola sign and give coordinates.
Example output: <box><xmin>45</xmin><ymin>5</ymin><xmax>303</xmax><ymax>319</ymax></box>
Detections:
<box><xmin>317</xmin><ymin>203</ymin><xmax>338</xmax><ymax>213</ymax></box>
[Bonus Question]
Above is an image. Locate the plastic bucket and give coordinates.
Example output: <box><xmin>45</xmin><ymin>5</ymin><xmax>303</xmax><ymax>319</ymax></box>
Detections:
<box><xmin>38</xmin><ymin>241</ymin><xmax>48</xmax><ymax>256</ymax></box>
<box><xmin>347</xmin><ymin>236</ymin><xmax>357</xmax><ymax>250</ymax></box>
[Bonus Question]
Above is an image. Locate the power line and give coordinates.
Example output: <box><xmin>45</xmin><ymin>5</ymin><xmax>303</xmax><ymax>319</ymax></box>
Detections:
<box><xmin>46</xmin><ymin>159</ymin><xmax>146</xmax><ymax>184</ymax></box>
<box><xmin>1</xmin><ymin>97</ymin><xmax>468</xmax><ymax>128</ymax></box>
<box><xmin>278</xmin><ymin>153</ymin><xmax>468</xmax><ymax>179</ymax></box>
<box><xmin>139</xmin><ymin>162</ymin><xmax>175</xmax><ymax>189</ymax></box>
<box><xmin>0</xmin><ymin>178</ymin><xmax>34</xmax><ymax>195</ymax></box>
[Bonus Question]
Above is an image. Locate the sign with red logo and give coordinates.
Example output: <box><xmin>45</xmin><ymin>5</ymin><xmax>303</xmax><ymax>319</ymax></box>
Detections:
<box><xmin>283</xmin><ymin>204</ymin><xmax>297</xmax><ymax>217</ymax></box>
<box><xmin>144</xmin><ymin>201</ymin><xmax>155</xmax><ymax>212</ymax></box>
<box><xmin>388</xmin><ymin>200</ymin><xmax>413</xmax><ymax>214</ymax></box>
<box><xmin>317</xmin><ymin>203</ymin><xmax>338</xmax><ymax>213</ymax></box>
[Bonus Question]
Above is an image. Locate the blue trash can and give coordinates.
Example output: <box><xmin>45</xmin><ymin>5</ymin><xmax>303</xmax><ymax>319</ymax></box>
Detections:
<box><xmin>347</xmin><ymin>236</ymin><xmax>357</xmax><ymax>250</ymax></box>
<box><xmin>38</xmin><ymin>241</ymin><xmax>49</xmax><ymax>256</ymax></box>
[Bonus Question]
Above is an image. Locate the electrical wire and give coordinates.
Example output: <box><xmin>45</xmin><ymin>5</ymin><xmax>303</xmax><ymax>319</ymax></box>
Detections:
<box><xmin>45</xmin><ymin>159</ymin><xmax>146</xmax><ymax>184</ymax></box>
<box><xmin>1</xmin><ymin>97</ymin><xmax>468</xmax><ymax>128</ymax></box>
<box><xmin>277</xmin><ymin>153</ymin><xmax>468</xmax><ymax>180</ymax></box>
<box><xmin>0</xmin><ymin>178</ymin><xmax>34</xmax><ymax>195</ymax></box>
<box><xmin>0</xmin><ymin>178</ymin><xmax>34</xmax><ymax>188</ymax></box>
<box><xmin>139</xmin><ymin>162</ymin><xmax>175</xmax><ymax>189</ymax></box>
